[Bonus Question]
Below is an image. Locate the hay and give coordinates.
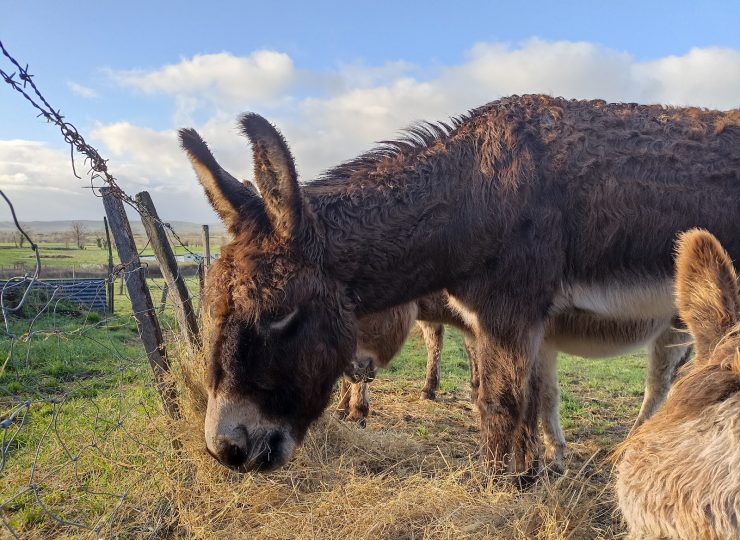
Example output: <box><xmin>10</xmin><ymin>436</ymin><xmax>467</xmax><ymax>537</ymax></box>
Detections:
<box><xmin>163</xmin><ymin>341</ymin><xmax>626</xmax><ymax>539</ymax></box>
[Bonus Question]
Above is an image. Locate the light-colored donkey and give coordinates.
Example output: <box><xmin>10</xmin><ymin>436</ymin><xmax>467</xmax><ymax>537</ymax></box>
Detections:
<box><xmin>341</xmin><ymin>290</ymin><xmax>691</xmax><ymax>471</ymax></box>
<box><xmin>615</xmin><ymin>230</ymin><xmax>740</xmax><ymax>539</ymax></box>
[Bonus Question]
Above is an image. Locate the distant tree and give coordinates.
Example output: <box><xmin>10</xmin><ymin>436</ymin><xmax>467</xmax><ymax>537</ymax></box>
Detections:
<box><xmin>96</xmin><ymin>237</ymin><xmax>103</xmax><ymax>249</ymax></box>
<box><xmin>70</xmin><ymin>221</ymin><xmax>87</xmax><ymax>249</ymax></box>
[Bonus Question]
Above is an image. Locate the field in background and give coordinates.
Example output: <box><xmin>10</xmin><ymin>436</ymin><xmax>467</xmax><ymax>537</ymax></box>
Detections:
<box><xmin>0</xmin><ymin>233</ymin><xmax>643</xmax><ymax>538</ymax></box>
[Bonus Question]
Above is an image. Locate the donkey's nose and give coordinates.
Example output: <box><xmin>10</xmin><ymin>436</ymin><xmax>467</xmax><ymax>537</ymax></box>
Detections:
<box><xmin>221</xmin><ymin>441</ymin><xmax>248</xmax><ymax>468</ymax></box>
<box><xmin>212</xmin><ymin>428</ymin><xmax>250</xmax><ymax>470</ymax></box>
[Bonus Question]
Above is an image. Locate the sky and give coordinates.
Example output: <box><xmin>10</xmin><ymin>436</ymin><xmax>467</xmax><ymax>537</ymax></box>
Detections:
<box><xmin>1</xmin><ymin>0</ymin><xmax>739</xmax><ymax>223</ymax></box>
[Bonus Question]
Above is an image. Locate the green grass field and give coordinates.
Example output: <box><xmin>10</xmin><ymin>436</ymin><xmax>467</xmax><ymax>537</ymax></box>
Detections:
<box><xmin>0</xmin><ymin>241</ymin><xmax>205</xmax><ymax>273</ymax></box>
<box><xmin>0</xmin><ymin>245</ymin><xmax>649</xmax><ymax>538</ymax></box>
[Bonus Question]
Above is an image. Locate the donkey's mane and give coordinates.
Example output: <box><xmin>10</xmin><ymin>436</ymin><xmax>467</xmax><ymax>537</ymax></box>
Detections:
<box><xmin>314</xmin><ymin>114</ymin><xmax>472</xmax><ymax>186</ymax></box>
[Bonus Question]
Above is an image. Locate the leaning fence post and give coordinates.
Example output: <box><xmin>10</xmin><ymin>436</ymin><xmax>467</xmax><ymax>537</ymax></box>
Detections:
<box><xmin>104</xmin><ymin>216</ymin><xmax>114</xmax><ymax>314</ymax></box>
<box><xmin>135</xmin><ymin>191</ymin><xmax>200</xmax><ymax>348</ymax></box>
<box><xmin>101</xmin><ymin>187</ymin><xmax>179</xmax><ymax>418</ymax></box>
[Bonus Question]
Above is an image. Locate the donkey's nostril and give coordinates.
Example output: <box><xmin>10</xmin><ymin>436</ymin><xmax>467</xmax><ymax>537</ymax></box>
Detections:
<box><xmin>222</xmin><ymin>442</ymin><xmax>248</xmax><ymax>468</ymax></box>
<box><xmin>254</xmin><ymin>431</ymin><xmax>285</xmax><ymax>471</ymax></box>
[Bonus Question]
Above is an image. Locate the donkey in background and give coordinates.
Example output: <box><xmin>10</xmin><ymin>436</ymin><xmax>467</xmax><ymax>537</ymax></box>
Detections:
<box><xmin>180</xmin><ymin>95</ymin><xmax>739</xmax><ymax>476</ymax></box>
<box><xmin>342</xmin><ymin>290</ymin><xmax>691</xmax><ymax>471</ymax></box>
<box><xmin>615</xmin><ymin>230</ymin><xmax>740</xmax><ymax>539</ymax></box>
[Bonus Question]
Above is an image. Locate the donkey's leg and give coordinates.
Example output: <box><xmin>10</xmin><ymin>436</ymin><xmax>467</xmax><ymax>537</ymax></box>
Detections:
<box><xmin>512</xmin><ymin>347</ymin><xmax>542</xmax><ymax>485</ymax></box>
<box><xmin>420</xmin><ymin>322</ymin><xmax>444</xmax><ymax>400</ymax></box>
<box><xmin>346</xmin><ymin>381</ymin><xmax>370</xmax><ymax>427</ymax></box>
<box><xmin>631</xmin><ymin>323</ymin><xmax>692</xmax><ymax>431</ymax></box>
<box><xmin>538</xmin><ymin>345</ymin><xmax>566</xmax><ymax>473</ymax></box>
<box><xmin>463</xmin><ymin>331</ymin><xmax>479</xmax><ymax>404</ymax></box>
<box><xmin>474</xmin><ymin>317</ymin><xmax>545</xmax><ymax>477</ymax></box>
<box><xmin>336</xmin><ymin>377</ymin><xmax>352</xmax><ymax>419</ymax></box>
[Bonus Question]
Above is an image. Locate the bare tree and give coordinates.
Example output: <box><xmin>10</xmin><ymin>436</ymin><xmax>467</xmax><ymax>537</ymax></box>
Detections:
<box><xmin>70</xmin><ymin>221</ymin><xmax>87</xmax><ymax>249</ymax></box>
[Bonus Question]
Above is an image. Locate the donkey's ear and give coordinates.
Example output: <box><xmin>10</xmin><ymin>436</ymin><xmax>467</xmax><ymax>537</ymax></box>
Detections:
<box><xmin>239</xmin><ymin>114</ymin><xmax>302</xmax><ymax>240</ymax></box>
<box><xmin>675</xmin><ymin>229</ymin><xmax>740</xmax><ymax>361</ymax></box>
<box><xmin>179</xmin><ymin>128</ymin><xmax>257</xmax><ymax>234</ymax></box>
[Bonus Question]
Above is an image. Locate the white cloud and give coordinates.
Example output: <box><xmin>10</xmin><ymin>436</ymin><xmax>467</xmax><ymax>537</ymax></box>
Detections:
<box><xmin>0</xmin><ymin>140</ymin><xmax>94</xmax><ymax>220</ymax></box>
<box><xmin>67</xmin><ymin>81</ymin><xmax>99</xmax><ymax>99</ymax></box>
<box><xmin>110</xmin><ymin>51</ymin><xmax>296</xmax><ymax>106</ymax></box>
<box><xmin>634</xmin><ymin>47</ymin><xmax>740</xmax><ymax>109</ymax></box>
<box><xmin>7</xmin><ymin>40</ymin><xmax>740</xmax><ymax>222</ymax></box>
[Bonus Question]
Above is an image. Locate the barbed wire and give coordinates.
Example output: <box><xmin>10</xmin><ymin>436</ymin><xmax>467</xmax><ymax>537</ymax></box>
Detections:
<box><xmin>0</xmin><ymin>39</ymin><xmax>202</xmax><ymax>262</ymax></box>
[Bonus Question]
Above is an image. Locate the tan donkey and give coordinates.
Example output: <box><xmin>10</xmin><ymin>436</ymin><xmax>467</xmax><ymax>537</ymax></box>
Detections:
<box><xmin>615</xmin><ymin>230</ymin><xmax>740</xmax><ymax>539</ymax></box>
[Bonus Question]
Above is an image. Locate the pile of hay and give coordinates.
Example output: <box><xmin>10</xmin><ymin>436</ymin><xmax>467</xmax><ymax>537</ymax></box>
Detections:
<box><xmin>164</xmin><ymin>342</ymin><xmax>625</xmax><ymax>539</ymax></box>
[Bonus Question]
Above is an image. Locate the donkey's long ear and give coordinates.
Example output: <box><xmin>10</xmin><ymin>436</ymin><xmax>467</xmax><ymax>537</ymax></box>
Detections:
<box><xmin>675</xmin><ymin>229</ymin><xmax>740</xmax><ymax>361</ymax></box>
<box><xmin>179</xmin><ymin>128</ymin><xmax>257</xmax><ymax>234</ymax></box>
<box><xmin>239</xmin><ymin>114</ymin><xmax>302</xmax><ymax>240</ymax></box>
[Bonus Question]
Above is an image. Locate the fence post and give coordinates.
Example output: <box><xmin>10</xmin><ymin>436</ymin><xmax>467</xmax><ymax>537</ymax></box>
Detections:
<box><xmin>103</xmin><ymin>216</ymin><xmax>114</xmax><ymax>314</ymax></box>
<box><xmin>101</xmin><ymin>187</ymin><xmax>179</xmax><ymax>418</ymax></box>
<box><xmin>159</xmin><ymin>283</ymin><xmax>169</xmax><ymax>315</ymax></box>
<box><xmin>201</xmin><ymin>225</ymin><xmax>210</xmax><ymax>272</ymax></box>
<box><xmin>135</xmin><ymin>191</ymin><xmax>200</xmax><ymax>348</ymax></box>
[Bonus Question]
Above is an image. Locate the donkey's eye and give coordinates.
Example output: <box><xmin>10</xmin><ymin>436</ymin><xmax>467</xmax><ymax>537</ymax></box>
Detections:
<box><xmin>266</xmin><ymin>307</ymin><xmax>300</xmax><ymax>336</ymax></box>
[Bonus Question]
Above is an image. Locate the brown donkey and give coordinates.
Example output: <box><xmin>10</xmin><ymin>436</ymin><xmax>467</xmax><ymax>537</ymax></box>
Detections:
<box><xmin>179</xmin><ymin>95</ymin><xmax>739</xmax><ymax>475</ymax></box>
<box><xmin>615</xmin><ymin>230</ymin><xmax>740</xmax><ymax>539</ymax></box>
<box><xmin>341</xmin><ymin>291</ymin><xmax>691</xmax><ymax>472</ymax></box>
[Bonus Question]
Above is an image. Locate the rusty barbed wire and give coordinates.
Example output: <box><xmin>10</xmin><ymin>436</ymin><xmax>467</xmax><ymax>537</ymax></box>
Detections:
<box><xmin>0</xmin><ymin>39</ymin><xmax>203</xmax><ymax>263</ymax></box>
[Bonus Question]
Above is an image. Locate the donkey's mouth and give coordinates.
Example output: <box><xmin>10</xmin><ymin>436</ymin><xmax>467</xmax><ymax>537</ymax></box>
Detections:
<box><xmin>205</xmin><ymin>429</ymin><xmax>295</xmax><ymax>473</ymax></box>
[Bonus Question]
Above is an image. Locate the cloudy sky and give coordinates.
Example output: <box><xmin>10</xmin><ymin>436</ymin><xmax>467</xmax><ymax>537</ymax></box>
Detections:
<box><xmin>1</xmin><ymin>0</ymin><xmax>739</xmax><ymax>223</ymax></box>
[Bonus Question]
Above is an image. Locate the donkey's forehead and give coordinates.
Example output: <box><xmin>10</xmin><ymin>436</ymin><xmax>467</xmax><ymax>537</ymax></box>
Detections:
<box><xmin>209</xmin><ymin>243</ymin><xmax>322</xmax><ymax>317</ymax></box>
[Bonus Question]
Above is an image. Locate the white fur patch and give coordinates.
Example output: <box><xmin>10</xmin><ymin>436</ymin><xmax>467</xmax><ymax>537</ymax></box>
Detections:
<box><xmin>552</xmin><ymin>280</ymin><xmax>675</xmax><ymax>320</ymax></box>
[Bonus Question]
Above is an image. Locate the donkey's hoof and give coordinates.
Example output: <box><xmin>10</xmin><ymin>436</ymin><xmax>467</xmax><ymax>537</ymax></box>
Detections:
<box><xmin>347</xmin><ymin>416</ymin><xmax>367</xmax><ymax>428</ymax></box>
<box><xmin>546</xmin><ymin>463</ymin><xmax>564</xmax><ymax>478</ymax></box>
<box><xmin>515</xmin><ymin>469</ymin><xmax>540</xmax><ymax>490</ymax></box>
<box><xmin>420</xmin><ymin>390</ymin><xmax>437</xmax><ymax>401</ymax></box>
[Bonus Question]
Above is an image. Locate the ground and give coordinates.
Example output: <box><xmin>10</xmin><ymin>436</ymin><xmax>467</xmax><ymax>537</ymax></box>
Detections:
<box><xmin>0</xmin><ymin>240</ymin><xmax>641</xmax><ymax>538</ymax></box>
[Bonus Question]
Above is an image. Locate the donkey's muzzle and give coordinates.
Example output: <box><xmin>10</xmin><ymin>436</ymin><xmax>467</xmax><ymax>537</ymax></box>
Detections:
<box><xmin>209</xmin><ymin>428</ymin><xmax>288</xmax><ymax>472</ymax></box>
<box><xmin>344</xmin><ymin>354</ymin><xmax>377</xmax><ymax>383</ymax></box>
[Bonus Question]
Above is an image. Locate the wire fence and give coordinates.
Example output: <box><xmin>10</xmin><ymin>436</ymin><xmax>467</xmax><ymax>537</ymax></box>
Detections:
<box><xmin>0</xmin><ymin>41</ymin><xmax>209</xmax><ymax>538</ymax></box>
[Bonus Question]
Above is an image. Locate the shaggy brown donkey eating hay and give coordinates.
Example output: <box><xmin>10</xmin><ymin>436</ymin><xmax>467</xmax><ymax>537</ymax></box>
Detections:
<box><xmin>179</xmin><ymin>95</ymin><xmax>739</xmax><ymax>477</ymax></box>
<box><xmin>615</xmin><ymin>230</ymin><xmax>740</xmax><ymax>539</ymax></box>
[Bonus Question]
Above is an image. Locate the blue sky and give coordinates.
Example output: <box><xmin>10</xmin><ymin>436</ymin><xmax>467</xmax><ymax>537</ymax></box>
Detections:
<box><xmin>1</xmin><ymin>0</ymin><xmax>739</xmax><ymax>221</ymax></box>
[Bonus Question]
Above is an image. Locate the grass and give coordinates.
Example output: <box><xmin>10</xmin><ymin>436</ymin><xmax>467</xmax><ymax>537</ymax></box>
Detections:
<box><xmin>0</xmin><ymin>292</ymin><xmax>648</xmax><ymax>538</ymax></box>
<box><xmin>0</xmin><ymin>240</ymin><xmax>213</xmax><ymax>273</ymax></box>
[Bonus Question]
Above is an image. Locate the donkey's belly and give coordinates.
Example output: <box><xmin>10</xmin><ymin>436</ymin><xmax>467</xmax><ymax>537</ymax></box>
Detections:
<box><xmin>543</xmin><ymin>310</ymin><xmax>671</xmax><ymax>359</ymax></box>
<box><xmin>552</xmin><ymin>280</ymin><xmax>675</xmax><ymax>320</ymax></box>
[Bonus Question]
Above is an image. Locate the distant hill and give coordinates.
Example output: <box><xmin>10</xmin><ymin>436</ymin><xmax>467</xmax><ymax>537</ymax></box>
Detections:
<box><xmin>0</xmin><ymin>220</ymin><xmax>227</xmax><ymax>236</ymax></box>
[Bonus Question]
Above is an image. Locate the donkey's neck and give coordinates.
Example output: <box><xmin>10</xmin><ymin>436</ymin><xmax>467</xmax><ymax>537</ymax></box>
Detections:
<box><xmin>304</xmin><ymin>154</ymin><xmax>479</xmax><ymax>316</ymax></box>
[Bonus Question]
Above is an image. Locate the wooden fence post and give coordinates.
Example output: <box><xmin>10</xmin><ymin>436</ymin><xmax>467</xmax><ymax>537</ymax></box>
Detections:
<box><xmin>158</xmin><ymin>283</ymin><xmax>169</xmax><ymax>315</ymax></box>
<box><xmin>201</xmin><ymin>225</ymin><xmax>210</xmax><ymax>272</ymax></box>
<box><xmin>101</xmin><ymin>187</ymin><xmax>179</xmax><ymax>418</ymax></box>
<box><xmin>135</xmin><ymin>191</ymin><xmax>200</xmax><ymax>348</ymax></box>
<box><xmin>103</xmin><ymin>216</ymin><xmax>114</xmax><ymax>314</ymax></box>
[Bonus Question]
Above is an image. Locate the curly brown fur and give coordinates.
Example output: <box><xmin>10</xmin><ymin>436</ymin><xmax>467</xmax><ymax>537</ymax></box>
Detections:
<box><xmin>181</xmin><ymin>96</ymin><xmax>740</xmax><ymax>475</ymax></box>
